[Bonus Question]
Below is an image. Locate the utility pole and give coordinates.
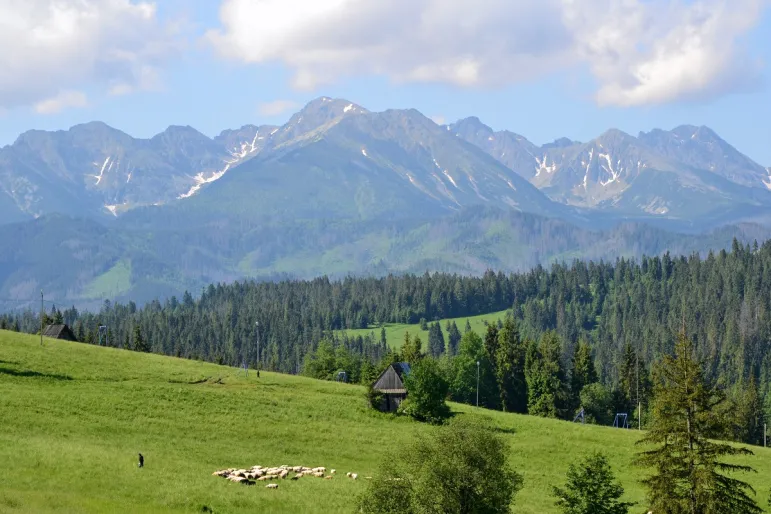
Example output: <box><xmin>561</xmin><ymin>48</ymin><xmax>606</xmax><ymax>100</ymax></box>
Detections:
<box><xmin>40</xmin><ymin>290</ymin><xmax>44</xmax><ymax>346</ymax></box>
<box><xmin>476</xmin><ymin>360</ymin><xmax>480</xmax><ymax>407</ymax></box>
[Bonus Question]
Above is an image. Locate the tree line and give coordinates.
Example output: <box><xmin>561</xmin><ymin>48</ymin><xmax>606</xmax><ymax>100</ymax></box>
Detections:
<box><xmin>2</xmin><ymin>238</ymin><xmax>770</xmax><ymax>439</ymax></box>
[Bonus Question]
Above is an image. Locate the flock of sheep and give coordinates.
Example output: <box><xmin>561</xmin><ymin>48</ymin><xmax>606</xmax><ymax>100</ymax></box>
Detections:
<box><xmin>212</xmin><ymin>465</ymin><xmax>366</xmax><ymax>488</ymax></box>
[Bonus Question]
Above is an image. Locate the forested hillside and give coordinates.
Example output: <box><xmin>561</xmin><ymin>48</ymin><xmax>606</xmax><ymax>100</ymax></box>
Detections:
<box><xmin>4</xmin><ymin>237</ymin><xmax>770</xmax><ymax>392</ymax></box>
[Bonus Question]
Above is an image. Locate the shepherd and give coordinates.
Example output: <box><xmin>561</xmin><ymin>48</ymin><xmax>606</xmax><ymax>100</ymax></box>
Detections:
<box><xmin>138</xmin><ymin>453</ymin><xmax>144</xmax><ymax>468</ymax></box>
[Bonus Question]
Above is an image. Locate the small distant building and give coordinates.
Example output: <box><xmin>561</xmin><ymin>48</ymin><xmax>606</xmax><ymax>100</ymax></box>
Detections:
<box><xmin>42</xmin><ymin>324</ymin><xmax>77</xmax><ymax>342</ymax></box>
<box><xmin>372</xmin><ymin>362</ymin><xmax>411</xmax><ymax>412</ymax></box>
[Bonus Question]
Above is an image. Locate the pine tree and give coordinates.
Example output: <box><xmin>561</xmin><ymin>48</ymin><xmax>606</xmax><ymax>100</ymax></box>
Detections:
<box><xmin>525</xmin><ymin>331</ymin><xmax>567</xmax><ymax>418</ymax></box>
<box><xmin>380</xmin><ymin>327</ymin><xmax>387</xmax><ymax>347</ymax></box>
<box><xmin>428</xmin><ymin>322</ymin><xmax>445</xmax><ymax>357</ymax></box>
<box><xmin>464</xmin><ymin>319</ymin><xmax>472</xmax><ymax>333</ymax></box>
<box><xmin>401</xmin><ymin>332</ymin><xmax>423</xmax><ymax>364</ymax></box>
<box><xmin>733</xmin><ymin>375</ymin><xmax>765</xmax><ymax>446</ymax></box>
<box><xmin>638</xmin><ymin>331</ymin><xmax>761</xmax><ymax>514</ymax></box>
<box><xmin>484</xmin><ymin>325</ymin><xmax>499</xmax><ymax>368</ymax></box>
<box><xmin>133</xmin><ymin>325</ymin><xmax>150</xmax><ymax>353</ymax></box>
<box><xmin>447</xmin><ymin>321</ymin><xmax>462</xmax><ymax>356</ymax></box>
<box><xmin>570</xmin><ymin>340</ymin><xmax>598</xmax><ymax>413</ymax></box>
<box><xmin>495</xmin><ymin>315</ymin><xmax>527</xmax><ymax>413</ymax></box>
<box><xmin>619</xmin><ymin>343</ymin><xmax>637</xmax><ymax>413</ymax></box>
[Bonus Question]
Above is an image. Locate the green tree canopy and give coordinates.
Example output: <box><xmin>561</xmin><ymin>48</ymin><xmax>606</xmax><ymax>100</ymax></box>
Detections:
<box><xmin>399</xmin><ymin>358</ymin><xmax>450</xmax><ymax>424</ymax></box>
<box><xmin>553</xmin><ymin>452</ymin><xmax>634</xmax><ymax>514</ymax></box>
<box><xmin>357</xmin><ymin>418</ymin><xmax>524</xmax><ymax>514</ymax></box>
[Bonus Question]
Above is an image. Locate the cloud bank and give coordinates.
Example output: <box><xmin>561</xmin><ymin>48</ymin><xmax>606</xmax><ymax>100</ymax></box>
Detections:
<box><xmin>207</xmin><ymin>0</ymin><xmax>767</xmax><ymax>106</ymax></box>
<box><xmin>0</xmin><ymin>0</ymin><xmax>179</xmax><ymax>112</ymax></box>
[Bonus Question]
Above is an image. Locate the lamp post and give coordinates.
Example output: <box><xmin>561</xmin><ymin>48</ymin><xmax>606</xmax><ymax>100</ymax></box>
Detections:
<box><xmin>476</xmin><ymin>360</ymin><xmax>480</xmax><ymax>407</ymax></box>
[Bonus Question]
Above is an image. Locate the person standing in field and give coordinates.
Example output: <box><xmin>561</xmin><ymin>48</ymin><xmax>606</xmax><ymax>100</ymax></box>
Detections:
<box><xmin>138</xmin><ymin>453</ymin><xmax>144</xmax><ymax>468</ymax></box>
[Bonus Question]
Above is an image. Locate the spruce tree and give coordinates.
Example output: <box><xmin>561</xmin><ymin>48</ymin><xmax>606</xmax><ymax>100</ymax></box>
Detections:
<box><xmin>525</xmin><ymin>331</ymin><xmax>567</xmax><ymax>418</ymax></box>
<box><xmin>484</xmin><ymin>325</ymin><xmax>500</xmax><ymax>369</ymax></box>
<box><xmin>464</xmin><ymin>319</ymin><xmax>472</xmax><ymax>333</ymax></box>
<box><xmin>496</xmin><ymin>316</ymin><xmax>527</xmax><ymax>413</ymax></box>
<box><xmin>733</xmin><ymin>375</ymin><xmax>765</xmax><ymax>446</ymax></box>
<box><xmin>570</xmin><ymin>340</ymin><xmax>598</xmax><ymax>413</ymax></box>
<box><xmin>638</xmin><ymin>331</ymin><xmax>761</xmax><ymax>514</ymax></box>
<box><xmin>401</xmin><ymin>332</ymin><xmax>423</xmax><ymax>364</ymax></box>
<box><xmin>428</xmin><ymin>322</ymin><xmax>445</xmax><ymax>357</ymax></box>
<box><xmin>447</xmin><ymin>321</ymin><xmax>462</xmax><ymax>356</ymax></box>
<box><xmin>133</xmin><ymin>325</ymin><xmax>150</xmax><ymax>353</ymax></box>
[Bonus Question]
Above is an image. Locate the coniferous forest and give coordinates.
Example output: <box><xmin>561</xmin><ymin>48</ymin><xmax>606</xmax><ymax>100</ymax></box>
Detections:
<box><xmin>3</xmin><ymin>238</ymin><xmax>771</xmax><ymax>444</ymax></box>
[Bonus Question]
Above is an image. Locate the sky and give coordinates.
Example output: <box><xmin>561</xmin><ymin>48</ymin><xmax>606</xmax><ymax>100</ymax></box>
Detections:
<box><xmin>0</xmin><ymin>0</ymin><xmax>770</xmax><ymax>164</ymax></box>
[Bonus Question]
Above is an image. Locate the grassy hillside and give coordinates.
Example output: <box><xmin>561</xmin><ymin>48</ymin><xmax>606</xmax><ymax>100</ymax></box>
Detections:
<box><xmin>342</xmin><ymin>309</ymin><xmax>509</xmax><ymax>348</ymax></box>
<box><xmin>2</xmin><ymin>330</ymin><xmax>771</xmax><ymax>513</ymax></box>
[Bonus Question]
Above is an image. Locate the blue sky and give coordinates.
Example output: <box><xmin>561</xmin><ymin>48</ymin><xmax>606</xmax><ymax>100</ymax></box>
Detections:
<box><xmin>1</xmin><ymin>0</ymin><xmax>769</xmax><ymax>164</ymax></box>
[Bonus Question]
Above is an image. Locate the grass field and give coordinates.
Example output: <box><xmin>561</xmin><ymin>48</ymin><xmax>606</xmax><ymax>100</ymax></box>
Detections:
<box><xmin>341</xmin><ymin>309</ymin><xmax>510</xmax><ymax>348</ymax></box>
<box><xmin>2</xmin><ymin>330</ymin><xmax>771</xmax><ymax>513</ymax></box>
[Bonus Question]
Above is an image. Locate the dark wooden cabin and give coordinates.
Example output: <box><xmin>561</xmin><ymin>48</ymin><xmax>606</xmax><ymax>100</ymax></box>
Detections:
<box><xmin>42</xmin><ymin>324</ymin><xmax>77</xmax><ymax>342</ymax></box>
<box><xmin>372</xmin><ymin>362</ymin><xmax>411</xmax><ymax>412</ymax></box>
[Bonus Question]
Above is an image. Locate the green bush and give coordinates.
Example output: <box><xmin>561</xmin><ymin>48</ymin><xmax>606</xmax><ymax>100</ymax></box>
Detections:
<box><xmin>552</xmin><ymin>452</ymin><xmax>634</xmax><ymax>514</ymax></box>
<box><xmin>398</xmin><ymin>358</ymin><xmax>450</xmax><ymax>424</ymax></box>
<box><xmin>358</xmin><ymin>418</ymin><xmax>524</xmax><ymax>514</ymax></box>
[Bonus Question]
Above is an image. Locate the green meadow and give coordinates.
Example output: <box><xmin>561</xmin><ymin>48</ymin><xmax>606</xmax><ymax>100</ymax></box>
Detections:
<box><xmin>2</xmin><ymin>330</ymin><xmax>771</xmax><ymax>513</ymax></box>
<box><xmin>341</xmin><ymin>310</ymin><xmax>509</xmax><ymax>348</ymax></box>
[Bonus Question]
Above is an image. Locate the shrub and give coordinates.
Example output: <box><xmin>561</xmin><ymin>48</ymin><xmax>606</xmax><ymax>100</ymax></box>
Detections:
<box><xmin>358</xmin><ymin>418</ymin><xmax>524</xmax><ymax>514</ymax></box>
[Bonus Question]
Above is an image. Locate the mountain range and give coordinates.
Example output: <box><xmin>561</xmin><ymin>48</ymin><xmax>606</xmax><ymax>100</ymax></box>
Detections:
<box><xmin>1</xmin><ymin>97</ymin><xmax>770</xmax><ymax>310</ymax></box>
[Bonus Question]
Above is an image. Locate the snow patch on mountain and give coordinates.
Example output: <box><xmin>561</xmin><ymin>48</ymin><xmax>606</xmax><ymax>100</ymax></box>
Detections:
<box><xmin>178</xmin><ymin>137</ymin><xmax>263</xmax><ymax>199</ymax></box>
<box><xmin>93</xmin><ymin>157</ymin><xmax>111</xmax><ymax>185</ymax></box>
<box><xmin>598</xmin><ymin>153</ymin><xmax>621</xmax><ymax>186</ymax></box>
<box><xmin>764</xmin><ymin>167</ymin><xmax>771</xmax><ymax>190</ymax></box>
<box><xmin>581</xmin><ymin>149</ymin><xmax>594</xmax><ymax>191</ymax></box>
<box><xmin>534</xmin><ymin>155</ymin><xmax>557</xmax><ymax>177</ymax></box>
<box><xmin>443</xmin><ymin>169</ymin><xmax>459</xmax><ymax>189</ymax></box>
<box><xmin>361</xmin><ymin>148</ymin><xmax>368</xmax><ymax>157</ymax></box>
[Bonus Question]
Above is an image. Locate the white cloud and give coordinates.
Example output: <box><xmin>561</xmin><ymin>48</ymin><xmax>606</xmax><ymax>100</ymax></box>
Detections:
<box><xmin>0</xmin><ymin>0</ymin><xmax>181</xmax><ymax>109</ymax></box>
<box><xmin>258</xmin><ymin>99</ymin><xmax>300</xmax><ymax>116</ymax></box>
<box><xmin>34</xmin><ymin>90</ymin><xmax>88</xmax><ymax>114</ymax></box>
<box><xmin>207</xmin><ymin>0</ymin><xmax>768</xmax><ymax>106</ymax></box>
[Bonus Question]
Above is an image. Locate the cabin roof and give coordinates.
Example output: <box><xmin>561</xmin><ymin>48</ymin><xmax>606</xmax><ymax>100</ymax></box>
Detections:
<box><xmin>372</xmin><ymin>362</ymin><xmax>411</xmax><ymax>393</ymax></box>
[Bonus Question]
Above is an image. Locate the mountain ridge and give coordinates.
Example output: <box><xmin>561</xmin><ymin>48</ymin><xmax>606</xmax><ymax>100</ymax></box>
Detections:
<box><xmin>2</xmin><ymin>97</ymin><xmax>769</xmax><ymax>228</ymax></box>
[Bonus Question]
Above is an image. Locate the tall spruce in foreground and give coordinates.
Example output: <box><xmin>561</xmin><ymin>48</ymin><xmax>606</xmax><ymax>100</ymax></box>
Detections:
<box><xmin>638</xmin><ymin>331</ymin><xmax>761</xmax><ymax>514</ymax></box>
<box><xmin>496</xmin><ymin>315</ymin><xmax>528</xmax><ymax>413</ymax></box>
<box><xmin>526</xmin><ymin>331</ymin><xmax>567</xmax><ymax>418</ymax></box>
<box><xmin>553</xmin><ymin>452</ymin><xmax>634</xmax><ymax>514</ymax></box>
